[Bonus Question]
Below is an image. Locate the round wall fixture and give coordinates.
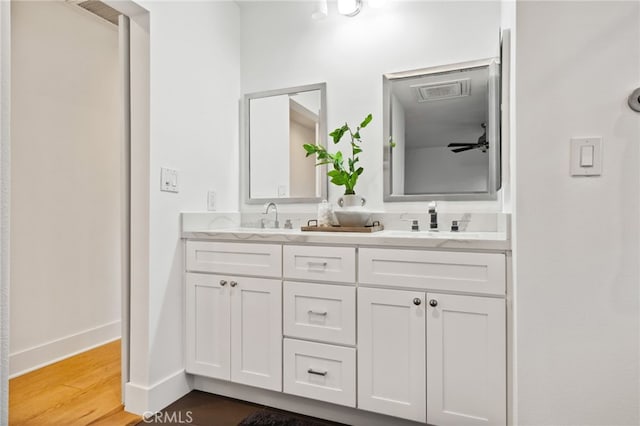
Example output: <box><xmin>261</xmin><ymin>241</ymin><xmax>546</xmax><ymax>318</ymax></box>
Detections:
<box><xmin>629</xmin><ymin>88</ymin><xmax>640</xmax><ymax>112</ymax></box>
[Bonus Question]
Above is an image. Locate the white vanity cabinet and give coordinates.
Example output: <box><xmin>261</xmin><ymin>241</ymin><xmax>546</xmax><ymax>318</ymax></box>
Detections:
<box><xmin>357</xmin><ymin>287</ymin><xmax>427</xmax><ymax>423</ymax></box>
<box><xmin>426</xmin><ymin>293</ymin><xmax>506</xmax><ymax>426</ymax></box>
<box><xmin>282</xmin><ymin>245</ymin><xmax>358</xmax><ymax>408</ymax></box>
<box><xmin>358</xmin><ymin>248</ymin><xmax>507</xmax><ymax>426</ymax></box>
<box><xmin>185</xmin><ymin>242</ymin><xmax>283</xmax><ymax>392</ymax></box>
<box><xmin>184</xmin><ymin>237</ymin><xmax>509</xmax><ymax>426</ymax></box>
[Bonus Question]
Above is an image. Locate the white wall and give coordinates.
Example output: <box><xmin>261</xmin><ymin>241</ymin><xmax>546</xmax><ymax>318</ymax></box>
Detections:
<box><xmin>240</xmin><ymin>1</ymin><xmax>501</xmax><ymax>211</ymax></box>
<box><xmin>9</xmin><ymin>1</ymin><xmax>121</xmax><ymax>376</ymax></box>
<box><xmin>122</xmin><ymin>0</ymin><xmax>241</xmax><ymax>412</ymax></box>
<box><xmin>515</xmin><ymin>2</ymin><xmax>639</xmax><ymax>425</ymax></box>
<box><xmin>405</xmin><ymin>146</ymin><xmax>488</xmax><ymax>194</ymax></box>
<box><xmin>250</xmin><ymin>95</ymin><xmax>290</xmax><ymax>198</ymax></box>
<box><xmin>289</xmin><ymin>116</ymin><xmax>316</xmax><ymax>198</ymax></box>
<box><xmin>0</xmin><ymin>0</ymin><xmax>10</xmax><ymax>422</ymax></box>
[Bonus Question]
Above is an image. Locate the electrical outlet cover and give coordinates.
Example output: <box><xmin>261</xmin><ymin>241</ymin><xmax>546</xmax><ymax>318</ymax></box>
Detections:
<box><xmin>207</xmin><ymin>191</ymin><xmax>216</xmax><ymax>211</ymax></box>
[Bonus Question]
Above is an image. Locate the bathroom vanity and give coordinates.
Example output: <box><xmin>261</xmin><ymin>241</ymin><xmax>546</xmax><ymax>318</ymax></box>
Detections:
<box><xmin>182</xmin><ymin>220</ymin><xmax>510</xmax><ymax>426</ymax></box>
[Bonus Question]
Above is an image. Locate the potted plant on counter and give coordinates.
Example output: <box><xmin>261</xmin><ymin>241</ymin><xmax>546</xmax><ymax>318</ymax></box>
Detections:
<box><xmin>303</xmin><ymin>113</ymin><xmax>372</xmax><ymax>226</ymax></box>
<box><xmin>303</xmin><ymin>114</ymin><xmax>373</xmax><ymax>206</ymax></box>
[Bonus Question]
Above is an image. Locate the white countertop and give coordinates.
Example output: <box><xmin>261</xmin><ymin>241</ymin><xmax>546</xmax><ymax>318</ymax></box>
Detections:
<box><xmin>182</xmin><ymin>227</ymin><xmax>510</xmax><ymax>251</ymax></box>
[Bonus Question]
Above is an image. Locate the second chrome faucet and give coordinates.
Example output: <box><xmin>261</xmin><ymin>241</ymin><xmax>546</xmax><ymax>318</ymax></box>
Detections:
<box><xmin>428</xmin><ymin>202</ymin><xmax>438</xmax><ymax>231</ymax></box>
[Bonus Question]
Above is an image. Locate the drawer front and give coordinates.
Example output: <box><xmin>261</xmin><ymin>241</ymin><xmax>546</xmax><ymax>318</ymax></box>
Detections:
<box><xmin>186</xmin><ymin>241</ymin><xmax>281</xmax><ymax>277</ymax></box>
<box><xmin>283</xmin><ymin>338</ymin><xmax>356</xmax><ymax>407</ymax></box>
<box><xmin>359</xmin><ymin>248</ymin><xmax>505</xmax><ymax>295</ymax></box>
<box><xmin>283</xmin><ymin>245</ymin><xmax>355</xmax><ymax>283</ymax></box>
<box><xmin>283</xmin><ymin>281</ymin><xmax>356</xmax><ymax>345</ymax></box>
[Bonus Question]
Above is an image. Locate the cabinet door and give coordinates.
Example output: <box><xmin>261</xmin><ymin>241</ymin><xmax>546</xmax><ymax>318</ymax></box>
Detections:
<box><xmin>185</xmin><ymin>273</ymin><xmax>231</xmax><ymax>380</ymax></box>
<box><xmin>427</xmin><ymin>293</ymin><xmax>506</xmax><ymax>426</ymax></box>
<box><xmin>230</xmin><ymin>277</ymin><xmax>282</xmax><ymax>391</ymax></box>
<box><xmin>357</xmin><ymin>287</ymin><xmax>426</xmax><ymax>423</ymax></box>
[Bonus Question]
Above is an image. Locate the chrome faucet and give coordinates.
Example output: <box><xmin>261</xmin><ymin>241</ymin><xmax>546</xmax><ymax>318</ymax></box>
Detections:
<box><xmin>263</xmin><ymin>202</ymin><xmax>279</xmax><ymax>228</ymax></box>
<box><xmin>428</xmin><ymin>202</ymin><xmax>438</xmax><ymax>231</ymax></box>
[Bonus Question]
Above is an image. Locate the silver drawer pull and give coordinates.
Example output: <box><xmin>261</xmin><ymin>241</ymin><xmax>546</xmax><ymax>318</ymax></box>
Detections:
<box><xmin>307</xmin><ymin>261</ymin><xmax>328</xmax><ymax>269</ymax></box>
<box><xmin>307</xmin><ymin>368</ymin><xmax>327</xmax><ymax>376</ymax></box>
<box><xmin>308</xmin><ymin>310</ymin><xmax>328</xmax><ymax>316</ymax></box>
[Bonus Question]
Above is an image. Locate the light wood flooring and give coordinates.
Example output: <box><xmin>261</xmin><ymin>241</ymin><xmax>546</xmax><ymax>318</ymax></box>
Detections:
<box><xmin>9</xmin><ymin>340</ymin><xmax>140</xmax><ymax>426</ymax></box>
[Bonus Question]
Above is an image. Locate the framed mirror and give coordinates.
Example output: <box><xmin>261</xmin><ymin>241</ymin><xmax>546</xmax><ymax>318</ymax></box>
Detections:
<box><xmin>243</xmin><ymin>82</ymin><xmax>327</xmax><ymax>204</ymax></box>
<box><xmin>383</xmin><ymin>58</ymin><xmax>501</xmax><ymax>201</ymax></box>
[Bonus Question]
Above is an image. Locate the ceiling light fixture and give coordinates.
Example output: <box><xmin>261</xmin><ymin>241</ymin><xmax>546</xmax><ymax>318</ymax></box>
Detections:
<box><xmin>337</xmin><ymin>0</ymin><xmax>362</xmax><ymax>17</ymax></box>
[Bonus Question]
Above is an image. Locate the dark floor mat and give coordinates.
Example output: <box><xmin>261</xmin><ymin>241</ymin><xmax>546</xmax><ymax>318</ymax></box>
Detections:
<box><xmin>238</xmin><ymin>410</ymin><xmax>330</xmax><ymax>426</ymax></box>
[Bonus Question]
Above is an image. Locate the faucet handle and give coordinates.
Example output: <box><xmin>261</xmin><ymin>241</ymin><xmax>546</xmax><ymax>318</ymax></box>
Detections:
<box><xmin>450</xmin><ymin>219</ymin><xmax>470</xmax><ymax>232</ymax></box>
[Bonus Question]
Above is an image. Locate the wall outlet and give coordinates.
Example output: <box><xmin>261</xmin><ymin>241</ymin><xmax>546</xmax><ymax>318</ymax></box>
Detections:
<box><xmin>160</xmin><ymin>168</ymin><xmax>179</xmax><ymax>193</ymax></box>
<box><xmin>207</xmin><ymin>191</ymin><xmax>216</xmax><ymax>211</ymax></box>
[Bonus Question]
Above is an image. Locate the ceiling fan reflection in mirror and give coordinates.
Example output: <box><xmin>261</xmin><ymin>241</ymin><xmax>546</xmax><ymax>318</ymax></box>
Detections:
<box><xmin>447</xmin><ymin>123</ymin><xmax>488</xmax><ymax>153</ymax></box>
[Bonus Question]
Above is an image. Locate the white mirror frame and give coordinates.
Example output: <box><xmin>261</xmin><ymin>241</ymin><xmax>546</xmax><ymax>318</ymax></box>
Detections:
<box><xmin>383</xmin><ymin>58</ymin><xmax>502</xmax><ymax>202</ymax></box>
<box><xmin>241</xmin><ymin>82</ymin><xmax>328</xmax><ymax>205</ymax></box>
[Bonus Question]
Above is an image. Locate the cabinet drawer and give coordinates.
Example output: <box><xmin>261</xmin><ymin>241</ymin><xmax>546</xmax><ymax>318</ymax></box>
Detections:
<box><xmin>283</xmin><ymin>338</ymin><xmax>356</xmax><ymax>407</ymax></box>
<box><xmin>359</xmin><ymin>248</ymin><xmax>505</xmax><ymax>295</ymax></box>
<box><xmin>186</xmin><ymin>241</ymin><xmax>281</xmax><ymax>277</ymax></box>
<box><xmin>283</xmin><ymin>245</ymin><xmax>355</xmax><ymax>283</ymax></box>
<box><xmin>283</xmin><ymin>281</ymin><xmax>355</xmax><ymax>345</ymax></box>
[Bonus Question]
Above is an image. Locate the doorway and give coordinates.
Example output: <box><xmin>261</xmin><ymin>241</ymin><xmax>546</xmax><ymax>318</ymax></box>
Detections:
<box><xmin>9</xmin><ymin>0</ymin><xmax>122</xmax><ymax>382</ymax></box>
<box><xmin>0</xmin><ymin>0</ymin><xmax>151</xmax><ymax>421</ymax></box>
<box><xmin>0</xmin><ymin>0</ymin><xmax>150</xmax><ymax>421</ymax></box>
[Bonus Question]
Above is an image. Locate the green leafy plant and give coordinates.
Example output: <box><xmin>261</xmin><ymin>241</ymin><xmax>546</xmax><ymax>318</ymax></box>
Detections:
<box><xmin>303</xmin><ymin>113</ymin><xmax>372</xmax><ymax>195</ymax></box>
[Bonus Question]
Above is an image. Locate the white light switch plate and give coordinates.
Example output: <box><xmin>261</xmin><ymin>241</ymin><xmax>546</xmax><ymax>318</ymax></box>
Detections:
<box><xmin>160</xmin><ymin>167</ymin><xmax>179</xmax><ymax>192</ymax></box>
<box><xmin>570</xmin><ymin>137</ymin><xmax>602</xmax><ymax>176</ymax></box>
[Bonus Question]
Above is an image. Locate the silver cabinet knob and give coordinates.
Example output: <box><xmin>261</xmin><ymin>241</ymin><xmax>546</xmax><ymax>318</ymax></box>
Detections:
<box><xmin>219</xmin><ymin>280</ymin><xmax>227</xmax><ymax>287</ymax></box>
<box><xmin>429</xmin><ymin>299</ymin><xmax>438</xmax><ymax>307</ymax></box>
<box><xmin>230</xmin><ymin>281</ymin><xmax>238</xmax><ymax>287</ymax></box>
<box><xmin>413</xmin><ymin>298</ymin><xmax>421</xmax><ymax>306</ymax></box>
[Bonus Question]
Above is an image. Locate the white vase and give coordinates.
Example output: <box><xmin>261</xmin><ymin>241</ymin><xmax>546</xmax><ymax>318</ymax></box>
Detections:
<box><xmin>337</xmin><ymin>194</ymin><xmax>366</xmax><ymax>209</ymax></box>
<box><xmin>335</xmin><ymin>194</ymin><xmax>370</xmax><ymax>227</ymax></box>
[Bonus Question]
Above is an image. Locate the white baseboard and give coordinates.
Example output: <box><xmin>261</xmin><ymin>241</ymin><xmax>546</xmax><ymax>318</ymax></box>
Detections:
<box><xmin>9</xmin><ymin>320</ymin><xmax>121</xmax><ymax>378</ymax></box>
<box><xmin>125</xmin><ymin>369</ymin><xmax>193</xmax><ymax>415</ymax></box>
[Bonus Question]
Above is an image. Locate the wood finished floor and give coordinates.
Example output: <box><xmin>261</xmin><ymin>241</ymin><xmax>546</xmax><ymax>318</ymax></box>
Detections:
<box><xmin>9</xmin><ymin>340</ymin><xmax>343</xmax><ymax>426</ymax></box>
<box><xmin>9</xmin><ymin>340</ymin><xmax>140</xmax><ymax>426</ymax></box>
<box><xmin>142</xmin><ymin>391</ymin><xmax>346</xmax><ymax>426</ymax></box>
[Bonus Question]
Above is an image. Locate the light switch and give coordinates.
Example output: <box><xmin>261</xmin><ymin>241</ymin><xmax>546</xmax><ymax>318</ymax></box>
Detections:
<box><xmin>160</xmin><ymin>167</ymin><xmax>179</xmax><ymax>193</ymax></box>
<box><xmin>571</xmin><ymin>137</ymin><xmax>602</xmax><ymax>176</ymax></box>
<box><xmin>580</xmin><ymin>145</ymin><xmax>594</xmax><ymax>167</ymax></box>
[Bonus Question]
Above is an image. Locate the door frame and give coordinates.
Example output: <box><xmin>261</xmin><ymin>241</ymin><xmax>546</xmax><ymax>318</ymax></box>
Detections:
<box><xmin>0</xmin><ymin>0</ymin><xmax>151</xmax><ymax>417</ymax></box>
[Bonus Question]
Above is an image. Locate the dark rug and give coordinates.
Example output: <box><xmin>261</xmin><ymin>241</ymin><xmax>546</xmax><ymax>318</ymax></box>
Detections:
<box><xmin>238</xmin><ymin>411</ymin><xmax>330</xmax><ymax>426</ymax></box>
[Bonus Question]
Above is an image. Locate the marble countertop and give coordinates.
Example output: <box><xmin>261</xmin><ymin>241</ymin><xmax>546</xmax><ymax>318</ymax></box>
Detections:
<box><xmin>182</xmin><ymin>227</ymin><xmax>510</xmax><ymax>251</ymax></box>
